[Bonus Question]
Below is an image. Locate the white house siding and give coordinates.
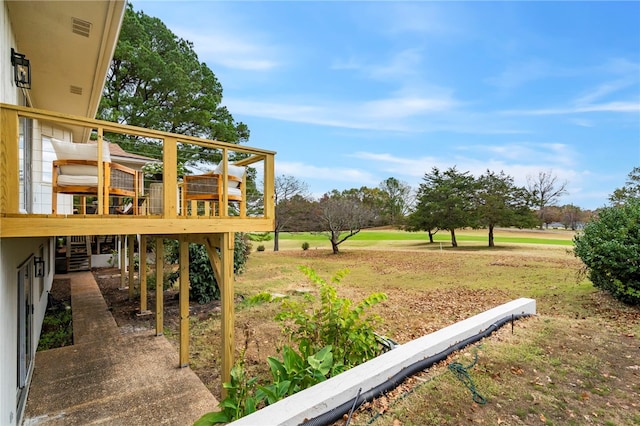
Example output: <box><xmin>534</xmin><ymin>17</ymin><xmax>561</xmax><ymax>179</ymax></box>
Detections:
<box><xmin>1</xmin><ymin>3</ymin><xmax>55</xmax><ymax>425</ymax></box>
<box><xmin>0</xmin><ymin>237</ymin><xmax>54</xmax><ymax>426</ymax></box>
<box><xmin>1</xmin><ymin>1</ymin><xmax>17</xmax><ymax>106</ymax></box>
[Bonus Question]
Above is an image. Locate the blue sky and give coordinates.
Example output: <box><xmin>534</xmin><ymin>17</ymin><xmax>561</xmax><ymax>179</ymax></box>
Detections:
<box><xmin>134</xmin><ymin>1</ymin><xmax>639</xmax><ymax>210</ymax></box>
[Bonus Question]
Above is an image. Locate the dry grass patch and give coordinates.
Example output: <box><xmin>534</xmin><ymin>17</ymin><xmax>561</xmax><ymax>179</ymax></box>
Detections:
<box><xmin>96</xmin><ymin>238</ymin><xmax>640</xmax><ymax>424</ymax></box>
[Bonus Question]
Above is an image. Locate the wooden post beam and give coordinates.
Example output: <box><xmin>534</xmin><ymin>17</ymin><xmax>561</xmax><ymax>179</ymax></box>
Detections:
<box><xmin>155</xmin><ymin>237</ymin><xmax>164</xmax><ymax>336</ymax></box>
<box><xmin>120</xmin><ymin>235</ymin><xmax>126</xmax><ymax>289</ymax></box>
<box><xmin>179</xmin><ymin>236</ymin><xmax>190</xmax><ymax>367</ymax></box>
<box><xmin>204</xmin><ymin>235</ymin><xmax>223</xmax><ymax>285</ymax></box>
<box><xmin>128</xmin><ymin>234</ymin><xmax>135</xmax><ymax>300</ymax></box>
<box><xmin>140</xmin><ymin>236</ymin><xmax>147</xmax><ymax>312</ymax></box>
<box><xmin>220</xmin><ymin>232</ymin><xmax>235</xmax><ymax>397</ymax></box>
<box><xmin>163</xmin><ymin>137</ymin><xmax>178</xmax><ymax>218</ymax></box>
<box><xmin>0</xmin><ymin>108</ymin><xmax>19</xmax><ymax>214</ymax></box>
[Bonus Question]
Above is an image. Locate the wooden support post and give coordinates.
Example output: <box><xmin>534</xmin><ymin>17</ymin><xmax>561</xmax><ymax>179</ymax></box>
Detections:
<box><xmin>120</xmin><ymin>235</ymin><xmax>126</xmax><ymax>289</ymax></box>
<box><xmin>204</xmin><ymin>235</ymin><xmax>222</xmax><ymax>284</ymax></box>
<box><xmin>179</xmin><ymin>237</ymin><xmax>190</xmax><ymax>367</ymax></box>
<box><xmin>128</xmin><ymin>234</ymin><xmax>135</xmax><ymax>300</ymax></box>
<box><xmin>263</xmin><ymin>153</ymin><xmax>275</xmax><ymax>220</ymax></box>
<box><xmin>163</xmin><ymin>137</ymin><xmax>178</xmax><ymax>218</ymax></box>
<box><xmin>140</xmin><ymin>236</ymin><xmax>147</xmax><ymax>312</ymax></box>
<box><xmin>96</xmin><ymin>128</ymin><xmax>105</xmax><ymax>215</ymax></box>
<box><xmin>155</xmin><ymin>237</ymin><xmax>164</xmax><ymax>336</ymax></box>
<box><xmin>0</xmin><ymin>108</ymin><xmax>19</xmax><ymax>214</ymax></box>
<box><xmin>221</xmin><ymin>232</ymin><xmax>235</xmax><ymax>396</ymax></box>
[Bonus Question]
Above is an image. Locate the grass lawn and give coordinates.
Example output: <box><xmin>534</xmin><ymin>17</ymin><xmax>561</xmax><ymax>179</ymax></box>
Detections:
<box><xmin>182</xmin><ymin>228</ymin><xmax>640</xmax><ymax>426</ymax></box>
<box><xmin>268</xmin><ymin>227</ymin><xmax>576</xmax><ymax>250</ymax></box>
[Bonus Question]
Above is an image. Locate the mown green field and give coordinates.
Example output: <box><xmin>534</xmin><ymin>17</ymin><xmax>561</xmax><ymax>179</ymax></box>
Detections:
<box><xmin>260</xmin><ymin>228</ymin><xmax>575</xmax><ymax>251</ymax></box>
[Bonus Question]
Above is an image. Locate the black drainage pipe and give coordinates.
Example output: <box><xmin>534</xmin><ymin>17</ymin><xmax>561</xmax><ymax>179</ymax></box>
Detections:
<box><xmin>301</xmin><ymin>313</ymin><xmax>532</xmax><ymax>426</ymax></box>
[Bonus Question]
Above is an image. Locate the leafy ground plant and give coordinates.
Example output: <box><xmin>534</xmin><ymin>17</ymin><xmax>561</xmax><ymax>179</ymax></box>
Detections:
<box><xmin>276</xmin><ymin>266</ymin><xmax>387</xmax><ymax>366</ymax></box>
<box><xmin>195</xmin><ymin>267</ymin><xmax>388</xmax><ymax>424</ymax></box>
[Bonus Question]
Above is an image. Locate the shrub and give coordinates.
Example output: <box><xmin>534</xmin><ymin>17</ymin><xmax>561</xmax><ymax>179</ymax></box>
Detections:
<box><xmin>195</xmin><ymin>345</ymin><xmax>340</xmax><ymax>425</ymax></box>
<box><xmin>256</xmin><ymin>245</ymin><xmax>265</xmax><ymax>252</ymax></box>
<box><xmin>38</xmin><ymin>299</ymin><xmax>73</xmax><ymax>351</ymax></box>
<box><xmin>301</xmin><ymin>242</ymin><xmax>310</xmax><ymax>251</ymax></box>
<box><xmin>239</xmin><ymin>292</ymin><xmax>274</xmax><ymax>308</ymax></box>
<box><xmin>248</xmin><ymin>232</ymin><xmax>273</xmax><ymax>242</ymax></box>
<box><xmin>195</xmin><ymin>267</ymin><xmax>389</xmax><ymax>425</ymax></box>
<box><xmin>166</xmin><ymin>233</ymin><xmax>251</xmax><ymax>303</ymax></box>
<box><xmin>276</xmin><ymin>266</ymin><xmax>388</xmax><ymax>367</ymax></box>
<box><xmin>574</xmin><ymin>199</ymin><xmax>640</xmax><ymax>304</ymax></box>
<box><xmin>194</xmin><ymin>354</ymin><xmax>259</xmax><ymax>425</ymax></box>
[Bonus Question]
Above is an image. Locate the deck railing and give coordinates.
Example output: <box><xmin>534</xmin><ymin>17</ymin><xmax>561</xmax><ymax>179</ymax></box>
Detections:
<box><xmin>0</xmin><ymin>103</ymin><xmax>275</xmax><ymax>236</ymax></box>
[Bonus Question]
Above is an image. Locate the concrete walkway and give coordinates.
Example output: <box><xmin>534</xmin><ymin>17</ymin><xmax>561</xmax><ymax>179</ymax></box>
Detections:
<box><xmin>24</xmin><ymin>272</ymin><xmax>218</xmax><ymax>425</ymax></box>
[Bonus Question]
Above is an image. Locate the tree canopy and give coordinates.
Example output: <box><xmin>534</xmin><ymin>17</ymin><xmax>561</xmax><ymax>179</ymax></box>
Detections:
<box><xmin>316</xmin><ymin>190</ymin><xmax>376</xmax><ymax>254</ymax></box>
<box><xmin>609</xmin><ymin>167</ymin><xmax>640</xmax><ymax>206</ymax></box>
<box><xmin>379</xmin><ymin>177</ymin><xmax>415</xmax><ymax>226</ymax></box>
<box><xmin>411</xmin><ymin>167</ymin><xmax>477</xmax><ymax>247</ymax></box>
<box><xmin>98</xmin><ymin>4</ymin><xmax>249</xmax><ymax>165</ymax></box>
<box><xmin>409</xmin><ymin>167</ymin><xmax>536</xmax><ymax>247</ymax></box>
<box><xmin>526</xmin><ymin>170</ymin><xmax>568</xmax><ymax>228</ymax></box>
<box><xmin>274</xmin><ymin>175</ymin><xmax>311</xmax><ymax>251</ymax></box>
<box><xmin>476</xmin><ymin>170</ymin><xmax>536</xmax><ymax>246</ymax></box>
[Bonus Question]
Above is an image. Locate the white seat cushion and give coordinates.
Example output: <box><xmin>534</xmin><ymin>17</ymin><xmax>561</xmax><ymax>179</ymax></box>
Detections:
<box><xmin>214</xmin><ymin>162</ymin><xmax>245</xmax><ymax>189</ymax></box>
<box><xmin>228</xmin><ymin>187</ymin><xmax>242</xmax><ymax>197</ymax></box>
<box><xmin>59</xmin><ymin>164</ymin><xmax>99</xmax><ymax>176</ymax></box>
<box><xmin>51</xmin><ymin>138</ymin><xmax>111</xmax><ymax>163</ymax></box>
<box><xmin>57</xmin><ymin>175</ymin><xmax>99</xmax><ymax>186</ymax></box>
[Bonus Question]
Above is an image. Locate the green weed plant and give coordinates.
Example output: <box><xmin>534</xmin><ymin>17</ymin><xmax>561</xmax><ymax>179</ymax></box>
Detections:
<box><xmin>195</xmin><ymin>267</ymin><xmax>388</xmax><ymax>424</ymax></box>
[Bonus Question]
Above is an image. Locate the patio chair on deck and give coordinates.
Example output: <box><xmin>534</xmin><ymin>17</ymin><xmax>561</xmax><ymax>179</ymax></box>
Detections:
<box><xmin>182</xmin><ymin>162</ymin><xmax>246</xmax><ymax>217</ymax></box>
<box><xmin>51</xmin><ymin>138</ymin><xmax>140</xmax><ymax>214</ymax></box>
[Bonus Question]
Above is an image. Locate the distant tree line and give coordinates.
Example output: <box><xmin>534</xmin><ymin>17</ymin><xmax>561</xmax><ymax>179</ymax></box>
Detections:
<box><xmin>273</xmin><ymin>176</ymin><xmax>414</xmax><ymax>253</ymax></box>
<box><xmin>274</xmin><ymin>167</ymin><xmax>592</xmax><ymax>252</ymax></box>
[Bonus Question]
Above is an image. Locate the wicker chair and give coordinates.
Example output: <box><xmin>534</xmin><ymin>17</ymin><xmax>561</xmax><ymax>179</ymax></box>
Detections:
<box><xmin>182</xmin><ymin>163</ymin><xmax>245</xmax><ymax>217</ymax></box>
<box><xmin>51</xmin><ymin>138</ymin><xmax>140</xmax><ymax>214</ymax></box>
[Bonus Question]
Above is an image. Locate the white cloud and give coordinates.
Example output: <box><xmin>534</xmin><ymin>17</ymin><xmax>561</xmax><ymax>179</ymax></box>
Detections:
<box><xmin>485</xmin><ymin>59</ymin><xmax>555</xmax><ymax>89</ymax></box>
<box><xmin>368</xmin><ymin>48</ymin><xmax>424</xmax><ymax>80</ymax></box>
<box><xmin>351</xmin><ymin>146</ymin><xmax>582</xmax><ymax>191</ymax></box>
<box><xmin>374</xmin><ymin>3</ymin><xmax>467</xmax><ymax>37</ymax></box>
<box><xmin>501</xmin><ymin>101</ymin><xmax>640</xmax><ymax>116</ymax></box>
<box><xmin>275</xmin><ymin>161</ymin><xmax>377</xmax><ymax>185</ymax></box>
<box><xmin>570</xmin><ymin>118</ymin><xmax>594</xmax><ymax>128</ymax></box>
<box><xmin>225</xmin><ymin>94</ymin><xmax>457</xmax><ymax>132</ymax></box>
<box><xmin>169</xmin><ymin>27</ymin><xmax>281</xmax><ymax>71</ymax></box>
<box><xmin>574</xmin><ymin>78</ymin><xmax>638</xmax><ymax>105</ymax></box>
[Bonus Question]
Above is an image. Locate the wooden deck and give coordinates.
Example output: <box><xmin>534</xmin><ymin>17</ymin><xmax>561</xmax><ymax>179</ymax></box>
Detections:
<box><xmin>0</xmin><ymin>103</ymin><xmax>276</xmax><ymax>238</ymax></box>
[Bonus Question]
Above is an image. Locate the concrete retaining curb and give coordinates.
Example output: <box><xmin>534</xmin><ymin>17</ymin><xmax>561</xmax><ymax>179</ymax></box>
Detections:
<box><xmin>231</xmin><ymin>297</ymin><xmax>536</xmax><ymax>426</ymax></box>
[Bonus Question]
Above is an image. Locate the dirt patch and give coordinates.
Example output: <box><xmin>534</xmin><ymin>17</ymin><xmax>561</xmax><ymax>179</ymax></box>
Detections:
<box><xmin>49</xmin><ymin>277</ymin><xmax>71</xmax><ymax>304</ymax></box>
<box><xmin>38</xmin><ymin>278</ymin><xmax>73</xmax><ymax>350</ymax></box>
<box><xmin>92</xmin><ymin>267</ymin><xmax>222</xmax><ymax>333</ymax></box>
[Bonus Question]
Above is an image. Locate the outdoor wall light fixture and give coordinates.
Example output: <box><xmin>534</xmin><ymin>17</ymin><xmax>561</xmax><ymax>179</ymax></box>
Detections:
<box><xmin>34</xmin><ymin>257</ymin><xmax>45</xmax><ymax>278</ymax></box>
<box><xmin>11</xmin><ymin>48</ymin><xmax>31</xmax><ymax>89</ymax></box>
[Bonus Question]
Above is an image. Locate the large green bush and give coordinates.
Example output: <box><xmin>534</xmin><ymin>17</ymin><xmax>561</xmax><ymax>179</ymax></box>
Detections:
<box><xmin>574</xmin><ymin>200</ymin><xmax>640</xmax><ymax>304</ymax></box>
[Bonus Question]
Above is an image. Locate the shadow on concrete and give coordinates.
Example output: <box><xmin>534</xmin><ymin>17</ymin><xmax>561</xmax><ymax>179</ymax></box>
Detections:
<box><xmin>24</xmin><ymin>271</ymin><xmax>218</xmax><ymax>425</ymax></box>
